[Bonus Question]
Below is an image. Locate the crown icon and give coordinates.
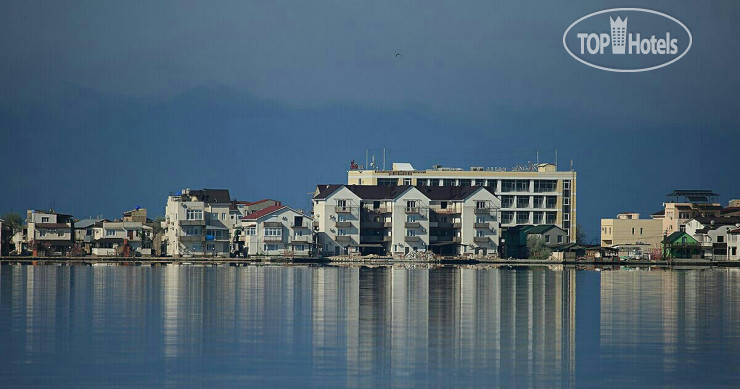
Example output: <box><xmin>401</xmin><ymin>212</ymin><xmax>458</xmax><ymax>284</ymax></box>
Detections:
<box><xmin>610</xmin><ymin>16</ymin><xmax>628</xmax><ymax>54</ymax></box>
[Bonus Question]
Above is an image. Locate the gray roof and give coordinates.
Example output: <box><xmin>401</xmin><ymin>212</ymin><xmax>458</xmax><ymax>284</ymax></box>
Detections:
<box><xmin>75</xmin><ymin>218</ymin><xmax>105</xmax><ymax>229</ymax></box>
<box><xmin>185</xmin><ymin>189</ymin><xmax>232</xmax><ymax>203</ymax></box>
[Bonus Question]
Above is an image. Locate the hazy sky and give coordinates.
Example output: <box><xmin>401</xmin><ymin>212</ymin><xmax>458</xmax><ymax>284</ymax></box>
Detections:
<box><xmin>1</xmin><ymin>0</ymin><xmax>739</xmax><ymax>240</ymax></box>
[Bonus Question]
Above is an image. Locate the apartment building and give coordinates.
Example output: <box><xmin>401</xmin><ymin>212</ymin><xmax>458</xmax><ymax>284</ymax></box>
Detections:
<box><xmin>600</xmin><ymin>212</ymin><xmax>663</xmax><ymax>249</ymax></box>
<box><xmin>347</xmin><ymin>162</ymin><xmax>576</xmax><ymax>242</ymax></box>
<box><xmin>164</xmin><ymin>188</ymin><xmax>234</xmax><ymax>257</ymax></box>
<box><xmin>26</xmin><ymin>210</ymin><xmax>74</xmax><ymax>256</ymax></box>
<box><xmin>313</xmin><ymin>185</ymin><xmax>500</xmax><ymax>257</ymax></box>
<box><xmin>728</xmin><ymin>228</ymin><xmax>740</xmax><ymax>260</ymax></box>
<box><xmin>684</xmin><ymin>217</ymin><xmax>740</xmax><ymax>260</ymax></box>
<box><xmin>238</xmin><ymin>205</ymin><xmax>313</xmax><ymax>257</ymax></box>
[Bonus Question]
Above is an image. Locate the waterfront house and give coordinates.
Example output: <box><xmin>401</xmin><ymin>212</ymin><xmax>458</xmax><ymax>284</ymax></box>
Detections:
<box><xmin>312</xmin><ymin>185</ymin><xmax>500</xmax><ymax>258</ymax></box>
<box><xmin>663</xmin><ymin>231</ymin><xmax>701</xmax><ymax>259</ymax></box>
<box><xmin>661</xmin><ymin>190</ymin><xmax>723</xmax><ymax>235</ymax></box>
<box><xmin>600</xmin><ymin>213</ymin><xmax>663</xmax><ymax>251</ymax></box>
<box><xmin>91</xmin><ymin>221</ymin><xmax>152</xmax><ymax>256</ymax></box>
<box><xmin>238</xmin><ymin>205</ymin><xmax>313</xmax><ymax>257</ymax></box>
<box><xmin>74</xmin><ymin>218</ymin><xmax>106</xmax><ymax>254</ymax></box>
<box><xmin>163</xmin><ymin>188</ymin><xmax>234</xmax><ymax>257</ymax></box>
<box><xmin>728</xmin><ymin>228</ymin><xmax>740</xmax><ymax>260</ymax></box>
<box><xmin>26</xmin><ymin>210</ymin><xmax>74</xmax><ymax>256</ymax></box>
<box><xmin>685</xmin><ymin>217</ymin><xmax>740</xmax><ymax>260</ymax></box>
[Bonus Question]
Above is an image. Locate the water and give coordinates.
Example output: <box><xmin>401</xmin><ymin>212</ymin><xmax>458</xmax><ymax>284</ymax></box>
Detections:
<box><xmin>1</xmin><ymin>264</ymin><xmax>739</xmax><ymax>388</ymax></box>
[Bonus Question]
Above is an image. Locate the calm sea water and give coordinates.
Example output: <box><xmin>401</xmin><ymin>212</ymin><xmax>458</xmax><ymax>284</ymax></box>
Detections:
<box><xmin>1</xmin><ymin>264</ymin><xmax>739</xmax><ymax>388</ymax></box>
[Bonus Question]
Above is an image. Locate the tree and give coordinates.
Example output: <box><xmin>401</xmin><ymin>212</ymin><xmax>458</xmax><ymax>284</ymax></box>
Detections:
<box><xmin>1</xmin><ymin>212</ymin><xmax>23</xmax><ymax>234</ymax></box>
<box><xmin>576</xmin><ymin>223</ymin><xmax>587</xmax><ymax>245</ymax></box>
<box><xmin>527</xmin><ymin>235</ymin><xmax>552</xmax><ymax>259</ymax></box>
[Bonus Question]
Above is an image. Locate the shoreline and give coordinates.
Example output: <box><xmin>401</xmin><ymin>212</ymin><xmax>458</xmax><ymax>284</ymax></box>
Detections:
<box><xmin>1</xmin><ymin>256</ymin><xmax>738</xmax><ymax>268</ymax></box>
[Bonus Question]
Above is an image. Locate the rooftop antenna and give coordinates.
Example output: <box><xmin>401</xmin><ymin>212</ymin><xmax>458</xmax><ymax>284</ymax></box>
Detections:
<box><xmin>383</xmin><ymin>148</ymin><xmax>386</xmax><ymax>170</ymax></box>
<box><xmin>555</xmin><ymin>148</ymin><xmax>558</xmax><ymax>170</ymax></box>
<box><xmin>365</xmin><ymin>149</ymin><xmax>369</xmax><ymax>171</ymax></box>
<box><xmin>536</xmin><ymin>150</ymin><xmax>539</xmax><ymax>164</ymax></box>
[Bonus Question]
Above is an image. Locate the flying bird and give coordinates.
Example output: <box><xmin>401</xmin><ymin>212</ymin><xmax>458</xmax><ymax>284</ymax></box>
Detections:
<box><xmin>395</xmin><ymin>53</ymin><xmax>403</xmax><ymax>58</ymax></box>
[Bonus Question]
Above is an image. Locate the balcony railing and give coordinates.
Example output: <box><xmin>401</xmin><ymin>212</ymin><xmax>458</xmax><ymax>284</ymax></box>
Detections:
<box><xmin>404</xmin><ymin>236</ymin><xmax>421</xmax><ymax>242</ymax></box>
<box><xmin>291</xmin><ymin>235</ymin><xmax>312</xmax><ymax>243</ymax></box>
<box><xmin>366</xmin><ymin>207</ymin><xmax>391</xmax><ymax>213</ymax></box>
<box><xmin>434</xmin><ymin>208</ymin><xmax>461</xmax><ymax>214</ymax></box>
<box><xmin>264</xmin><ymin>221</ymin><xmax>282</xmax><ymax>228</ymax></box>
<box><xmin>405</xmin><ymin>207</ymin><xmax>420</xmax><ymax>214</ymax></box>
<box><xmin>264</xmin><ymin>235</ymin><xmax>283</xmax><ymax>242</ymax></box>
<box><xmin>405</xmin><ymin>222</ymin><xmax>421</xmax><ymax>228</ymax></box>
<box><xmin>335</xmin><ymin>235</ymin><xmax>353</xmax><ymax>243</ymax></box>
<box><xmin>361</xmin><ymin>221</ymin><xmax>383</xmax><ymax>228</ymax></box>
<box><xmin>335</xmin><ymin>206</ymin><xmax>353</xmax><ymax>213</ymax></box>
<box><xmin>361</xmin><ymin>235</ymin><xmax>391</xmax><ymax>243</ymax></box>
<box><xmin>473</xmin><ymin>236</ymin><xmax>490</xmax><ymax>244</ymax></box>
<box><xmin>474</xmin><ymin>222</ymin><xmax>489</xmax><ymax>229</ymax></box>
<box><xmin>474</xmin><ymin>207</ymin><xmax>493</xmax><ymax>214</ymax></box>
<box><xmin>452</xmin><ymin>222</ymin><xmax>462</xmax><ymax>229</ymax></box>
<box><xmin>335</xmin><ymin>221</ymin><xmax>352</xmax><ymax>228</ymax></box>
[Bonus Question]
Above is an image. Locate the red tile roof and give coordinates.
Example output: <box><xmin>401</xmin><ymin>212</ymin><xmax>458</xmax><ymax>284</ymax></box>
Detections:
<box><xmin>242</xmin><ymin>205</ymin><xmax>285</xmax><ymax>220</ymax></box>
<box><xmin>236</xmin><ymin>199</ymin><xmax>281</xmax><ymax>206</ymax></box>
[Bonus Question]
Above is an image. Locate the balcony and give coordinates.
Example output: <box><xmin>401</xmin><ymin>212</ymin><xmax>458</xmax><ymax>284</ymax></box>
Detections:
<box><xmin>453</xmin><ymin>222</ymin><xmax>462</xmax><ymax>229</ymax></box>
<box><xmin>264</xmin><ymin>221</ymin><xmax>282</xmax><ymax>228</ymax></box>
<box><xmin>361</xmin><ymin>221</ymin><xmax>383</xmax><ymax>229</ymax></box>
<box><xmin>405</xmin><ymin>222</ymin><xmax>421</xmax><ymax>228</ymax></box>
<box><xmin>264</xmin><ymin>235</ymin><xmax>283</xmax><ymax>242</ymax></box>
<box><xmin>366</xmin><ymin>207</ymin><xmax>391</xmax><ymax>213</ymax></box>
<box><xmin>335</xmin><ymin>206</ymin><xmax>353</xmax><ymax>213</ymax></box>
<box><xmin>335</xmin><ymin>221</ymin><xmax>353</xmax><ymax>228</ymax></box>
<box><xmin>435</xmin><ymin>222</ymin><xmax>453</xmax><ymax>229</ymax></box>
<box><xmin>361</xmin><ymin>235</ymin><xmax>391</xmax><ymax>243</ymax></box>
<box><xmin>291</xmin><ymin>235</ymin><xmax>312</xmax><ymax>243</ymax></box>
<box><xmin>434</xmin><ymin>208</ymin><xmax>460</xmax><ymax>214</ymax></box>
<box><xmin>473</xmin><ymin>236</ymin><xmax>490</xmax><ymax>244</ymax></box>
<box><xmin>179</xmin><ymin>235</ymin><xmax>204</xmax><ymax>242</ymax></box>
<box><xmin>404</xmin><ymin>236</ymin><xmax>421</xmax><ymax>243</ymax></box>
<box><xmin>474</xmin><ymin>222</ymin><xmax>489</xmax><ymax>229</ymax></box>
<box><xmin>292</xmin><ymin>222</ymin><xmax>309</xmax><ymax>228</ymax></box>
<box><xmin>474</xmin><ymin>207</ymin><xmax>492</xmax><ymax>214</ymax></box>
<box><xmin>180</xmin><ymin>219</ymin><xmax>205</xmax><ymax>226</ymax></box>
<box><xmin>405</xmin><ymin>207</ymin><xmax>420</xmax><ymax>214</ymax></box>
<box><xmin>336</xmin><ymin>235</ymin><xmax>353</xmax><ymax>243</ymax></box>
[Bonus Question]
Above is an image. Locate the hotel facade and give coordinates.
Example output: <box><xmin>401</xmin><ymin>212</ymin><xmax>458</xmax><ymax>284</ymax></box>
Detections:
<box><xmin>347</xmin><ymin>162</ymin><xmax>577</xmax><ymax>243</ymax></box>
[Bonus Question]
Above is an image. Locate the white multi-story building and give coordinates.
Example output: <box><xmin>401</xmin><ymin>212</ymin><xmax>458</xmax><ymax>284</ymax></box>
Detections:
<box><xmin>347</xmin><ymin>162</ymin><xmax>576</xmax><ymax>242</ymax></box>
<box><xmin>313</xmin><ymin>185</ymin><xmax>500</xmax><ymax>257</ymax></box>
<box><xmin>164</xmin><ymin>188</ymin><xmax>234</xmax><ymax>257</ymax></box>
<box><xmin>26</xmin><ymin>210</ymin><xmax>75</xmax><ymax>256</ymax></box>
<box><xmin>238</xmin><ymin>205</ymin><xmax>313</xmax><ymax>257</ymax></box>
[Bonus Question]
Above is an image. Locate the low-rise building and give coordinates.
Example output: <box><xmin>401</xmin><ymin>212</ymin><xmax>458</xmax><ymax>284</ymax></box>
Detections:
<box><xmin>728</xmin><ymin>228</ymin><xmax>740</xmax><ymax>260</ymax></box>
<box><xmin>312</xmin><ymin>185</ymin><xmax>500</xmax><ymax>258</ymax></box>
<box><xmin>663</xmin><ymin>231</ymin><xmax>701</xmax><ymax>259</ymax></box>
<box><xmin>163</xmin><ymin>188</ymin><xmax>234</xmax><ymax>257</ymax></box>
<box><xmin>600</xmin><ymin>212</ymin><xmax>663</xmax><ymax>251</ymax></box>
<box><xmin>685</xmin><ymin>217</ymin><xmax>740</xmax><ymax>260</ymax></box>
<box><xmin>239</xmin><ymin>205</ymin><xmax>313</xmax><ymax>257</ymax></box>
<box><xmin>92</xmin><ymin>221</ymin><xmax>152</xmax><ymax>256</ymax></box>
<box><xmin>122</xmin><ymin>208</ymin><xmax>147</xmax><ymax>223</ymax></box>
<box><xmin>662</xmin><ymin>190</ymin><xmax>723</xmax><ymax>235</ymax></box>
<box><xmin>74</xmin><ymin>218</ymin><xmax>106</xmax><ymax>254</ymax></box>
<box><xmin>502</xmin><ymin>224</ymin><xmax>566</xmax><ymax>258</ymax></box>
<box><xmin>26</xmin><ymin>210</ymin><xmax>74</xmax><ymax>256</ymax></box>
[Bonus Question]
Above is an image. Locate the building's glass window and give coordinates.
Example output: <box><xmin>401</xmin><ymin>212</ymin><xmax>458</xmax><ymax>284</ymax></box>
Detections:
<box><xmin>186</xmin><ymin>209</ymin><xmax>203</xmax><ymax>220</ymax></box>
<box><xmin>106</xmin><ymin>229</ymin><xmax>116</xmax><ymax>236</ymax></box>
<box><xmin>183</xmin><ymin>226</ymin><xmax>202</xmax><ymax>235</ymax></box>
<box><xmin>459</xmin><ymin>179</ymin><xmax>471</xmax><ymax>186</ymax></box>
<box><xmin>516</xmin><ymin>212</ymin><xmax>529</xmax><ymax>224</ymax></box>
<box><xmin>501</xmin><ymin>196</ymin><xmax>514</xmax><ymax>208</ymax></box>
<box><xmin>501</xmin><ymin>180</ymin><xmax>515</xmax><ymax>192</ymax></box>
<box><xmin>430</xmin><ymin>179</ymin><xmax>440</xmax><ymax>186</ymax></box>
<box><xmin>443</xmin><ymin>179</ymin><xmax>456</xmax><ymax>187</ymax></box>
<box><xmin>264</xmin><ymin>227</ymin><xmax>282</xmax><ymax>236</ymax></box>
<box><xmin>534</xmin><ymin>180</ymin><xmax>557</xmax><ymax>192</ymax></box>
<box><xmin>501</xmin><ymin>211</ymin><xmax>514</xmax><ymax>224</ymax></box>
<box><xmin>546</xmin><ymin>212</ymin><xmax>557</xmax><ymax>224</ymax></box>
<box><xmin>246</xmin><ymin>227</ymin><xmax>256</xmax><ymax>236</ymax></box>
<box><xmin>516</xmin><ymin>196</ymin><xmax>529</xmax><ymax>208</ymax></box>
<box><xmin>515</xmin><ymin>180</ymin><xmax>529</xmax><ymax>192</ymax></box>
<box><xmin>546</xmin><ymin>196</ymin><xmax>557</xmax><ymax>208</ymax></box>
<box><xmin>378</xmin><ymin>178</ymin><xmax>397</xmax><ymax>186</ymax></box>
<box><xmin>41</xmin><ymin>217</ymin><xmax>49</xmax><ymax>223</ymax></box>
<box><xmin>557</xmin><ymin>235</ymin><xmax>563</xmax><ymax>243</ymax></box>
<box><xmin>533</xmin><ymin>211</ymin><xmax>544</xmax><ymax>224</ymax></box>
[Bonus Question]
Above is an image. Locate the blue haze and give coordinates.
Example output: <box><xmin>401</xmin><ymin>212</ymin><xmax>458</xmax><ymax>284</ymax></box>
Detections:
<box><xmin>1</xmin><ymin>1</ymin><xmax>740</xmax><ymax>240</ymax></box>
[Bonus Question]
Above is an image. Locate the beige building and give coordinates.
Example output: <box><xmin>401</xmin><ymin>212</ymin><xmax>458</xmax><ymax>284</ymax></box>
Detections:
<box><xmin>122</xmin><ymin>208</ymin><xmax>147</xmax><ymax>223</ymax></box>
<box><xmin>313</xmin><ymin>185</ymin><xmax>500</xmax><ymax>257</ymax></box>
<box><xmin>91</xmin><ymin>221</ymin><xmax>153</xmax><ymax>256</ymax></box>
<box><xmin>601</xmin><ymin>213</ymin><xmax>663</xmax><ymax>249</ymax></box>
<box><xmin>661</xmin><ymin>190</ymin><xmax>722</xmax><ymax>235</ymax></box>
<box><xmin>163</xmin><ymin>188</ymin><xmax>235</xmax><ymax>257</ymax></box>
<box><xmin>26</xmin><ymin>210</ymin><xmax>75</xmax><ymax>256</ymax></box>
<box><xmin>347</xmin><ymin>162</ymin><xmax>576</xmax><ymax>242</ymax></box>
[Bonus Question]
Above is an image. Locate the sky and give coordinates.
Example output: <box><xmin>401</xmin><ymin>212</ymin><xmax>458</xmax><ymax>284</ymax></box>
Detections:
<box><xmin>1</xmin><ymin>0</ymin><xmax>739</xmax><ymax>242</ymax></box>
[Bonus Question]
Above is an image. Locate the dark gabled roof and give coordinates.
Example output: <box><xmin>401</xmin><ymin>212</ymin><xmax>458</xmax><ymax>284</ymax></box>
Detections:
<box><xmin>186</xmin><ymin>189</ymin><xmax>231</xmax><ymax>204</ymax></box>
<box><xmin>313</xmin><ymin>184</ymin><xmax>497</xmax><ymax>201</ymax></box>
<box><xmin>416</xmin><ymin>185</ymin><xmax>497</xmax><ymax>200</ymax></box>
<box><xmin>692</xmin><ymin>216</ymin><xmax>740</xmax><ymax>226</ymax></box>
<box><xmin>651</xmin><ymin>209</ymin><xmax>665</xmax><ymax>216</ymax></box>
<box><xmin>242</xmin><ymin>205</ymin><xmax>286</xmax><ymax>221</ymax></box>
<box><xmin>75</xmin><ymin>218</ymin><xmax>105</xmax><ymax>229</ymax></box>
<box><xmin>526</xmin><ymin>225</ymin><xmax>564</xmax><ymax>235</ymax></box>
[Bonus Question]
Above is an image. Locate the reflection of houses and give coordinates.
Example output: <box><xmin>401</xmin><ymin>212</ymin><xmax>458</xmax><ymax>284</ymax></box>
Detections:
<box><xmin>26</xmin><ymin>210</ymin><xmax>74</xmax><ymax>256</ymax></box>
<box><xmin>164</xmin><ymin>188</ymin><xmax>234</xmax><ymax>257</ymax></box>
<box><xmin>312</xmin><ymin>185</ymin><xmax>500</xmax><ymax>257</ymax></box>
<box><xmin>238</xmin><ymin>205</ymin><xmax>313</xmax><ymax>257</ymax></box>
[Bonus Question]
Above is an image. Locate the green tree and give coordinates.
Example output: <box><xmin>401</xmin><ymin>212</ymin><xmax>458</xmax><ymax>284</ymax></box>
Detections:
<box><xmin>527</xmin><ymin>235</ymin><xmax>552</xmax><ymax>259</ymax></box>
<box><xmin>1</xmin><ymin>212</ymin><xmax>23</xmax><ymax>234</ymax></box>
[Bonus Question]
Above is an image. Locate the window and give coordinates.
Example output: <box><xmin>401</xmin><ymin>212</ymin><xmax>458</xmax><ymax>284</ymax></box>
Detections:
<box><xmin>718</xmin><ymin>236</ymin><xmax>724</xmax><ymax>243</ymax></box>
<box><xmin>86</xmin><ymin>229</ymin><xmax>92</xmax><ymax>236</ymax></box>
<box><xmin>533</xmin><ymin>196</ymin><xmax>544</xmax><ymax>208</ymax></box>
<box><xmin>501</xmin><ymin>211</ymin><xmax>514</xmax><ymax>224</ymax></box>
<box><xmin>264</xmin><ymin>227</ymin><xmax>282</xmax><ymax>236</ymax></box>
<box><xmin>406</xmin><ymin>229</ymin><xmax>415</xmax><ymax>237</ymax></box>
<box><xmin>440</xmin><ymin>201</ymin><xmax>448</xmax><ymax>209</ymax></box>
<box><xmin>106</xmin><ymin>229</ymin><xmax>116</xmax><ymax>236</ymax></box>
<box><xmin>516</xmin><ymin>196</ymin><xmax>529</xmax><ymax>208</ymax></box>
<box><xmin>459</xmin><ymin>179</ymin><xmax>471</xmax><ymax>186</ymax></box>
<box><xmin>378</xmin><ymin>178</ymin><xmax>397</xmax><ymax>186</ymax></box>
<box><xmin>557</xmin><ymin>235</ymin><xmax>563</xmax><ymax>243</ymax></box>
<box><xmin>41</xmin><ymin>217</ymin><xmax>49</xmax><ymax>223</ymax></box>
<box><xmin>337</xmin><ymin>229</ymin><xmax>346</xmax><ymax>236</ymax></box>
<box><xmin>39</xmin><ymin>230</ymin><xmax>47</xmax><ymax>237</ymax></box>
<box><xmin>212</xmin><ymin>213</ymin><xmax>219</xmax><ymax>221</ymax></box>
<box><xmin>206</xmin><ymin>243</ymin><xmax>215</xmax><ymax>251</ymax></box>
<box><xmin>501</xmin><ymin>180</ymin><xmax>515</xmax><ymax>192</ymax></box>
<box><xmin>476</xmin><ymin>201</ymin><xmax>487</xmax><ymax>209</ymax></box>
<box><xmin>534</xmin><ymin>180</ymin><xmax>556</xmax><ymax>193</ymax></box>
<box><xmin>533</xmin><ymin>212</ymin><xmax>544</xmax><ymax>224</ymax></box>
<box><xmin>222</xmin><ymin>213</ymin><xmax>226</xmax><ymax>220</ymax></box>
<box><xmin>501</xmin><ymin>196</ymin><xmax>514</xmax><ymax>208</ymax></box>
<box><xmin>443</xmin><ymin>179</ymin><xmax>456</xmax><ymax>187</ymax></box>
<box><xmin>403</xmin><ymin>178</ymin><xmax>411</xmax><ymax>185</ymax></box>
<box><xmin>563</xmin><ymin>181</ymin><xmax>571</xmax><ymax>190</ymax></box>
<box><xmin>183</xmin><ymin>226</ymin><xmax>202</xmax><ymax>236</ymax></box>
<box><xmin>515</xmin><ymin>180</ymin><xmax>529</xmax><ymax>192</ymax></box>
<box><xmin>640</xmin><ymin>228</ymin><xmax>643</xmax><ymax>235</ymax></box>
<box><xmin>516</xmin><ymin>212</ymin><xmax>529</xmax><ymax>224</ymax></box>
<box><xmin>246</xmin><ymin>227</ymin><xmax>256</xmax><ymax>236</ymax></box>
<box><xmin>417</xmin><ymin>179</ymin><xmax>428</xmax><ymax>186</ymax></box>
<box><xmin>186</xmin><ymin>209</ymin><xmax>203</xmax><ymax>220</ymax></box>
<box><xmin>373</xmin><ymin>201</ymin><xmax>380</xmax><ymax>209</ymax></box>
<box><xmin>406</xmin><ymin>200</ymin><xmax>417</xmax><ymax>211</ymax></box>
<box><xmin>476</xmin><ymin>230</ymin><xmax>484</xmax><ymax>237</ymax></box>
<box><xmin>476</xmin><ymin>216</ymin><xmax>485</xmax><ymax>223</ymax></box>
<box><xmin>545</xmin><ymin>235</ymin><xmax>550</xmax><ymax>243</ymax></box>
<box><xmin>337</xmin><ymin>214</ymin><xmax>346</xmax><ymax>222</ymax></box>
<box><xmin>546</xmin><ymin>212</ymin><xmax>557</xmax><ymax>224</ymax></box>
<box><xmin>632</xmin><ymin>228</ymin><xmax>635</xmax><ymax>235</ymax></box>
<box><xmin>429</xmin><ymin>179</ymin><xmax>440</xmax><ymax>187</ymax></box>
<box><xmin>57</xmin><ymin>230</ymin><xmax>64</xmax><ymax>237</ymax></box>
<box><xmin>406</xmin><ymin>215</ymin><xmax>416</xmax><ymax>222</ymax></box>
<box><xmin>546</xmin><ymin>196</ymin><xmax>557</xmax><ymax>208</ymax></box>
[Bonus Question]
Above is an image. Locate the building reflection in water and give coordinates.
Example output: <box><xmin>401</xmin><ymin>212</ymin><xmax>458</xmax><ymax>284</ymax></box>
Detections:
<box><xmin>0</xmin><ymin>264</ymin><xmax>577</xmax><ymax>387</ymax></box>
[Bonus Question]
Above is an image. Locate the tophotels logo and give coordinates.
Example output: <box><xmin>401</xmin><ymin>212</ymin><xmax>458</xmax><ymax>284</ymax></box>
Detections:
<box><xmin>563</xmin><ymin>8</ymin><xmax>692</xmax><ymax>72</ymax></box>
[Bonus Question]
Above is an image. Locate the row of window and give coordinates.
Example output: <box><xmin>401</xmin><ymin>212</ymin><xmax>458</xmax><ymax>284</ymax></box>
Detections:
<box><xmin>501</xmin><ymin>196</ymin><xmax>559</xmax><ymax>209</ymax></box>
<box><xmin>501</xmin><ymin>211</ymin><xmax>557</xmax><ymax>224</ymax></box>
<box><xmin>379</xmin><ymin>178</ymin><xmax>569</xmax><ymax>191</ymax></box>
<box><xmin>185</xmin><ymin>209</ymin><xmax>228</xmax><ymax>221</ymax></box>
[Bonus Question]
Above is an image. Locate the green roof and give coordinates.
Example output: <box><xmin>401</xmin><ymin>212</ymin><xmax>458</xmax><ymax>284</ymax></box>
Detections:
<box><xmin>526</xmin><ymin>225</ymin><xmax>560</xmax><ymax>234</ymax></box>
<box><xmin>665</xmin><ymin>231</ymin><xmax>698</xmax><ymax>244</ymax></box>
